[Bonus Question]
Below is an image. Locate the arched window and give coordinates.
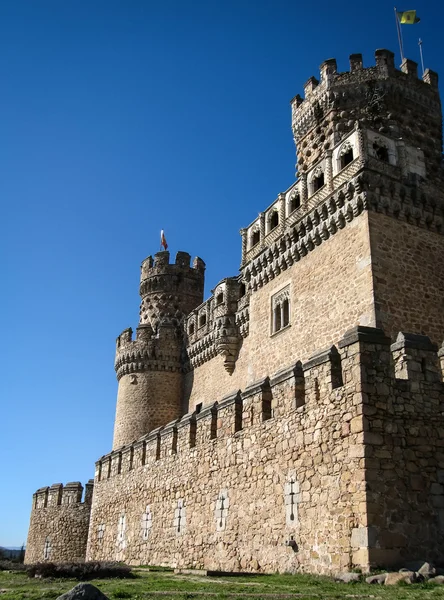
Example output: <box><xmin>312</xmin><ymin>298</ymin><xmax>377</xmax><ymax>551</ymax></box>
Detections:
<box><xmin>311</xmin><ymin>167</ymin><xmax>324</xmax><ymax>194</ymax></box>
<box><xmin>250</xmin><ymin>228</ymin><xmax>260</xmax><ymax>248</ymax></box>
<box><xmin>373</xmin><ymin>141</ymin><xmax>389</xmax><ymax>162</ymax></box>
<box><xmin>339</xmin><ymin>143</ymin><xmax>354</xmax><ymax>170</ymax></box>
<box><xmin>288</xmin><ymin>192</ymin><xmax>301</xmax><ymax>214</ymax></box>
<box><xmin>189</xmin><ymin>322</ymin><xmax>195</xmax><ymax>335</ymax></box>
<box><xmin>199</xmin><ymin>314</ymin><xmax>206</xmax><ymax>328</ymax></box>
<box><xmin>216</xmin><ymin>293</ymin><xmax>224</xmax><ymax>305</ymax></box>
<box><xmin>271</xmin><ymin>286</ymin><xmax>291</xmax><ymax>334</ymax></box>
<box><xmin>269</xmin><ymin>211</ymin><xmax>279</xmax><ymax>231</ymax></box>
<box><xmin>239</xmin><ymin>283</ymin><xmax>246</xmax><ymax>298</ymax></box>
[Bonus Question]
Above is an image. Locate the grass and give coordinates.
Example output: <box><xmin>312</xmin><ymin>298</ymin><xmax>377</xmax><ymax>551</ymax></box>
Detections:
<box><xmin>0</xmin><ymin>568</ymin><xmax>444</xmax><ymax>600</ymax></box>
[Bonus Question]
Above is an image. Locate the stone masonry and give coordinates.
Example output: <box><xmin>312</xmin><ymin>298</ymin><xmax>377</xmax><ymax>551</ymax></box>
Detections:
<box><xmin>25</xmin><ymin>49</ymin><xmax>444</xmax><ymax>574</ymax></box>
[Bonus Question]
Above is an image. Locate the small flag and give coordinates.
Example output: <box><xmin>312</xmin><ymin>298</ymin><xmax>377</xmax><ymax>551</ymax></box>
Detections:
<box><xmin>160</xmin><ymin>230</ymin><xmax>168</xmax><ymax>250</ymax></box>
<box><xmin>397</xmin><ymin>10</ymin><xmax>420</xmax><ymax>24</ymax></box>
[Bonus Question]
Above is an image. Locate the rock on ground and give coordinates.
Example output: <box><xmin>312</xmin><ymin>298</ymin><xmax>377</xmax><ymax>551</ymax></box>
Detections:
<box><xmin>335</xmin><ymin>572</ymin><xmax>360</xmax><ymax>583</ymax></box>
<box><xmin>365</xmin><ymin>573</ymin><xmax>387</xmax><ymax>584</ymax></box>
<box><xmin>385</xmin><ymin>571</ymin><xmax>415</xmax><ymax>585</ymax></box>
<box><xmin>428</xmin><ymin>576</ymin><xmax>444</xmax><ymax>585</ymax></box>
<box><xmin>56</xmin><ymin>583</ymin><xmax>110</xmax><ymax>600</ymax></box>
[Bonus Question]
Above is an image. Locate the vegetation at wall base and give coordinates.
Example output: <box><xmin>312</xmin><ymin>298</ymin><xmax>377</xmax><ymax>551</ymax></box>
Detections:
<box><xmin>25</xmin><ymin>561</ymin><xmax>133</xmax><ymax>580</ymax></box>
<box><xmin>0</xmin><ymin>567</ymin><xmax>444</xmax><ymax>600</ymax></box>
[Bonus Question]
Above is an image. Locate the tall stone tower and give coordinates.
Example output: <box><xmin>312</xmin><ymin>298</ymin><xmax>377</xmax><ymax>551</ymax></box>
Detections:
<box><xmin>112</xmin><ymin>250</ymin><xmax>205</xmax><ymax>450</ymax></box>
<box><xmin>288</xmin><ymin>50</ymin><xmax>443</xmax><ymax>343</ymax></box>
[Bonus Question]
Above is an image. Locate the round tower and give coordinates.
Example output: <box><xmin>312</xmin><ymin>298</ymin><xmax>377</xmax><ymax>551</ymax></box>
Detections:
<box><xmin>112</xmin><ymin>250</ymin><xmax>205</xmax><ymax>450</ymax></box>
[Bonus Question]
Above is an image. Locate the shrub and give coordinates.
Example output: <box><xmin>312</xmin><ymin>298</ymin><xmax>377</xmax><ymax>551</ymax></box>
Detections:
<box><xmin>0</xmin><ymin>559</ymin><xmax>27</xmax><ymax>572</ymax></box>
<box><xmin>26</xmin><ymin>561</ymin><xmax>133</xmax><ymax>580</ymax></box>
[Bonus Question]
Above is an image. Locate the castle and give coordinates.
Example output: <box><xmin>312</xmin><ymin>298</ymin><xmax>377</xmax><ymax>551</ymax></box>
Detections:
<box><xmin>25</xmin><ymin>49</ymin><xmax>444</xmax><ymax>574</ymax></box>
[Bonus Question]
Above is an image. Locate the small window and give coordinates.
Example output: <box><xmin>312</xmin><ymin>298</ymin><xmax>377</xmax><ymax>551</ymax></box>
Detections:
<box><xmin>216</xmin><ymin>293</ymin><xmax>223</xmax><ymax>305</ymax></box>
<box><xmin>312</xmin><ymin>171</ymin><xmax>324</xmax><ymax>193</ymax></box>
<box><xmin>269</xmin><ymin>211</ymin><xmax>279</xmax><ymax>231</ymax></box>
<box><xmin>43</xmin><ymin>537</ymin><xmax>51</xmax><ymax>560</ymax></box>
<box><xmin>373</xmin><ymin>142</ymin><xmax>389</xmax><ymax>162</ymax></box>
<box><xmin>340</xmin><ymin>148</ymin><xmax>354</xmax><ymax>169</ymax></box>
<box><xmin>199</xmin><ymin>314</ymin><xmax>206</xmax><ymax>328</ymax></box>
<box><xmin>239</xmin><ymin>283</ymin><xmax>246</xmax><ymax>298</ymax></box>
<box><xmin>271</xmin><ymin>286</ymin><xmax>290</xmax><ymax>334</ymax></box>
<box><xmin>195</xmin><ymin>402</ymin><xmax>202</xmax><ymax>414</ymax></box>
<box><xmin>251</xmin><ymin>229</ymin><xmax>260</xmax><ymax>247</ymax></box>
<box><xmin>188</xmin><ymin>322</ymin><xmax>195</xmax><ymax>335</ymax></box>
<box><xmin>289</xmin><ymin>193</ymin><xmax>300</xmax><ymax>214</ymax></box>
<box><xmin>282</xmin><ymin>298</ymin><xmax>290</xmax><ymax>327</ymax></box>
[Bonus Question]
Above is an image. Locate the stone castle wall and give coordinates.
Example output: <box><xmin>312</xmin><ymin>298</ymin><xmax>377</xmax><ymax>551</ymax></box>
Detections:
<box><xmin>184</xmin><ymin>213</ymin><xmax>375</xmax><ymax>412</ymax></box>
<box><xmin>368</xmin><ymin>211</ymin><xmax>444</xmax><ymax>346</ymax></box>
<box><xmin>87</xmin><ymin>328</ymin><xmax>444</xmax><ymax>573</ymax></box>
<box><xmin>25</xmin><ymin>481</ymin><xmax>93</xmax><ymax>564</ymax></box>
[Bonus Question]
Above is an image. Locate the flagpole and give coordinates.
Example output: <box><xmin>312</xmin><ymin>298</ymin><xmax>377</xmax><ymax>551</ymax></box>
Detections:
<box><xmin>394</xmin><ymin>7</ymin><xmax>405</xmax><ymax>62</ymax></box>
<box><xmin>418</xmin><ymin>38</ymin><xmax>425</xmax><ymax>76</ymax></box>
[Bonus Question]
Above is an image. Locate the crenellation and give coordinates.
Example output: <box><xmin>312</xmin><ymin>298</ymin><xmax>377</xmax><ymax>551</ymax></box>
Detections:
<box><xmin>400</xmin><ymin>58</ymin><xmax>418</xmax><ymax>78</ymax></box>
<box><xmin>61</xmin><ymin>482</ymin><xmax>83</xmax><ymax>505</ymax></box>
<box><xmin>26</xmin><ymin>481</ymin><xmax>94</xmax><ymax>564</ymax></box>
<box><xmin>160</xmin><ymin>418</ymin><xmax>180</xmax><ymax>457</ymax></box>
<box><xmin>349</xmin><ymin>53</ymin><xmax>363</xmax><ymax>71</ymax></box>
<box><xmin>47</xmin><ymin>483</ymin><xmax>63</xmax><ymax>507</ymax></box>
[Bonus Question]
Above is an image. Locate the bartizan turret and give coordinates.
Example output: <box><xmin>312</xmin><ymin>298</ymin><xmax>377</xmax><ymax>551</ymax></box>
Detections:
<box><xmin>112</xmin><ymin>250</ymin><xmax>205</xmax><ymax>449</ymax></box>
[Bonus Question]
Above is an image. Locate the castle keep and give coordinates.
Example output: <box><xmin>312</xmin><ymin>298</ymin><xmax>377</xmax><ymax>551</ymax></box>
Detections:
<box><xmin>25</xmin><ymin>50</ymin><xmax>444</xmax><ymax>574</ymax></box>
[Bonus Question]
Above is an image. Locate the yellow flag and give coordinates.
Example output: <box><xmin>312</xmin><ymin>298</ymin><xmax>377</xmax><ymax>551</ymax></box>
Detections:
<box><xmin>397</xmin><ymin>10</ymin><xmax>420</xmax><ymax>24</ymax></box>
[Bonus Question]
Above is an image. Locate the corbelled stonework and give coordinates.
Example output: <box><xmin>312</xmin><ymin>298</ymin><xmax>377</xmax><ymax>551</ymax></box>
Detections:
<box><xmin>26</xmin><ymin>49</ymin><xmax>444</xmax><ymax>574</ymax></box>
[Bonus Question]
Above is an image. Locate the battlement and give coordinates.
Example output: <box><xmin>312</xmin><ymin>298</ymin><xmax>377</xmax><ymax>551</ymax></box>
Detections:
<box><xmin>32</xmin><ymin>480</ymin><xmax>94</xmax><ymax>510</ymax></box>
<box><xmin>138</xmin><ymin>251</ymin><xmax>206</xmax><ymax>329</ymax></box>
<box><xmin>292</xmin><ymin>49</ymin><xmax>439</xmax><ymax>118</ymax></box>
<box><xmin>115</xmin><ymin>323</ymin><xmax>182</xmax><ymax>380</ymax></box>
<box><xmin>287</xmin><ymin>49</ymin><xmax>443</xmax><ymax>206</ymax></box>
<box><xmin>140</xmin><ymin>251</ymin><xmax>205</xmax><ymax>281</ymax></box>
<box><xmin>98</xmin><ymin>327</ymin><xmax>444</xmax><ymax>479</ymax></box>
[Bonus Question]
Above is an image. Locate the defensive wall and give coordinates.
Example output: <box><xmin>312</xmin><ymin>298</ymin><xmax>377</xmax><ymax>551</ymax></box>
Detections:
<box><xmin>87</xmin><ymin>327</ymin><xmax>444</xmax><ymax>573</ymax></box>
<box><xmin>25</xmin><ymin>481</ymin><xmax>94</xmax><ymax>564</ymax></box>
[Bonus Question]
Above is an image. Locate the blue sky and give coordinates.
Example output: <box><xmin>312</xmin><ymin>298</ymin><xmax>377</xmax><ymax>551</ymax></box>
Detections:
<box><xmin>1</xmin><ymin>0</ymin><xmax>442</xmax><ymax>547</ymax></box>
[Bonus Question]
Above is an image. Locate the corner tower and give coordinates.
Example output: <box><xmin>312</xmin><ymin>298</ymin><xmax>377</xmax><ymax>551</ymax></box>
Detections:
<box><xmin>290</xmin><ymin>50</ymin><xmax>444</xmax><ymax>343</ymax></box>
<box><xmin>112</xmin><ymin>250</ymin><xmax>205</xmax><ymax>450</ymax></box>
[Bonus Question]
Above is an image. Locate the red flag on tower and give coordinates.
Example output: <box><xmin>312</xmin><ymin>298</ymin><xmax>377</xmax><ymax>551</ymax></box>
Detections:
<box><xmin>160</xmin><ymin>230</ymin><xmax>168</xmax><ymax>250</ymax></box>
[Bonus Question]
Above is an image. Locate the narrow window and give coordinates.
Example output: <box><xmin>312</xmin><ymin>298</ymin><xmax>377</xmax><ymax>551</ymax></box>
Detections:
<box><xmin>340</xmin><ymin>148</ymin><xmax>354</xmax><ymax>169</ymax></box>
<box><xmin>215</xmin><ymin>490</ymin><xmax>229</xmax><ymax>531</ymax></box>
<box><xmin>271</xmin><ymin>286</ymin><xmax>290</xmax><ymax>334</ymax></box>
<box><xmin>43</xmin><ymin>537</ymin><xmax>51</xmax><ymax>560</ymax></box>
<box><xmin>129</xmin><ymin>446</ymin><xmax>134</xmax><ymax>471</ymax></box>
<box><xmin>195</xmin><ymin>402</ymin><xmax>202</xmax><ymax>414</ymax></box>
<box><xmin>282</xmin><ymin>298</ymin><xmax>290</xmax><ymax>327</ymax></box>
<box><xmin>373</xmin><ymin>142</ymin><xmax>389</xmax><ymax>162</ymax></box>
<box><xmin>117</xmin><ymin>514</ymin><xmax>126</xmax><ymax>551</ymax></box>
<box><xmin>313</xmin><ymin>171</ymin><xmax>324</xmax><ymax>192</ymax></box>
<box><xmin>284</xmin><ymin>478</ymin><xmax>301</xmax><ymax>526</ymax></box>
<box><xmin>141</xmin><ymin>506</ymin><xmax>152</xmax><ymax>540</ymax></box>
<box><xmin>239</xmin><ymin>283</ymin><xmax>246</xmax><ymax>298</ymax></box>
<box><xmin>251</xmin><ymin>229</ymin><xmax>260</xmax><ymax>246</ymax></box>
<box><xmin>274</xmin><ymin>305</ymin><xmax>281</xmax><ymax>332</ymax></box>
<box><xmin>174</xmin><ymin>500</ymin><xmax>186</xmax><ymax>534</ymax></box>
<box><xmin>199</xmin><ymin>314</ymin><xmax>206</xmax><ymax>328</ymax></box>
<box><xmin>269</xmin><ymin>211</ymin><xmax>279</xmax><ymax>231</ymax></box>
<box><xmin>189</xmin><ymin>322</ymin><xmax>195</xmax><ymax>335</ymax></box>
<box><xmin>289</xmin><ymin>193</ymin><xmax>300</xmax><ymax>214</ymax></box>
<box><xmin>97</xmin><ymin>524</ymin><xmax>105</xmax><ymax>543</ymax></box>
<box><xmin>216</xmin><ymin>293</ymin><xmax>224</xmax><ymax>305</ymax></box>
